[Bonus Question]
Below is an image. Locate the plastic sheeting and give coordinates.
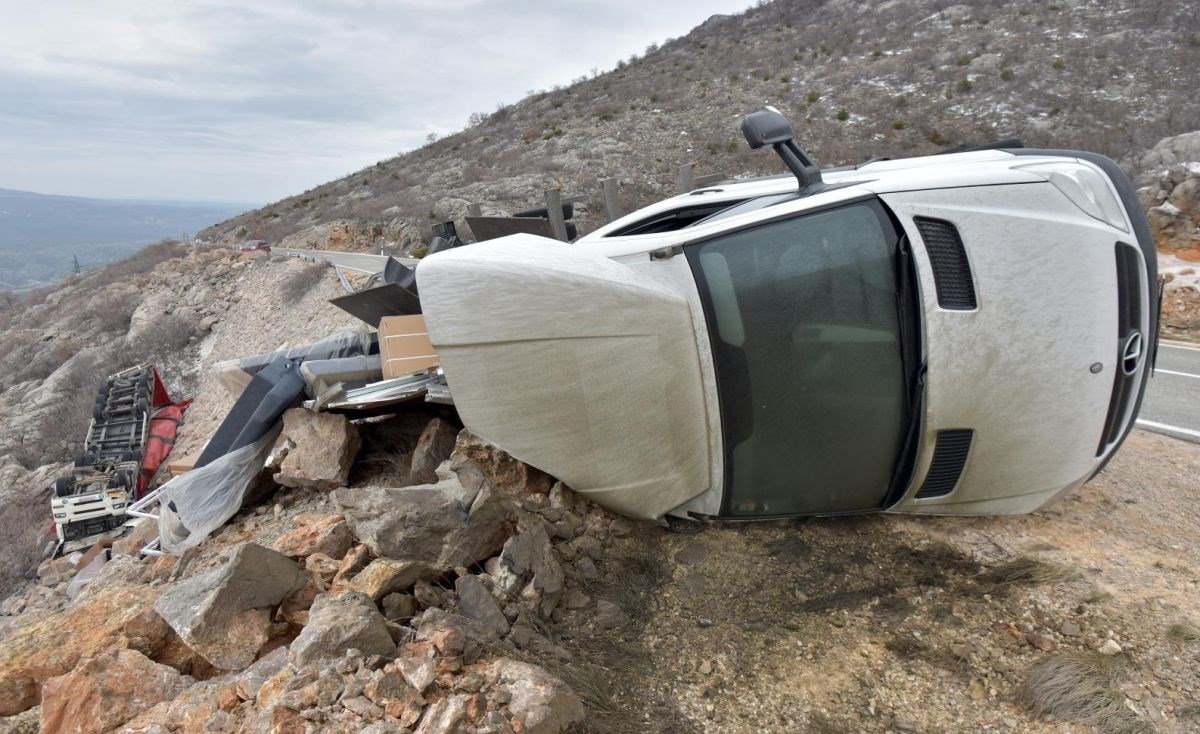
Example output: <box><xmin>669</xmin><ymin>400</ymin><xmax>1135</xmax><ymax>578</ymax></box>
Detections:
<box><xmin>213</xmin><ymin>327</ymin><xmax>376</xmax><ymax>397</ymax></box>
<box><xmin>157</xmin><ymin>426</ymin><xmax>280</xmax><ymax>554</ymax></box>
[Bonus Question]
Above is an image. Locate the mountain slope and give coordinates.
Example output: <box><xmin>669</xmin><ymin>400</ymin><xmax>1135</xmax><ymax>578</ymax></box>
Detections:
<box><xmin>201</xmin><ymin>0</ymin><xmax>1200</xmax><ymax>249</ymax></box>
<box><xmin>0</xmin><ymin>187</ymin><xmax>249</xmax><ymax>289</ymax></box>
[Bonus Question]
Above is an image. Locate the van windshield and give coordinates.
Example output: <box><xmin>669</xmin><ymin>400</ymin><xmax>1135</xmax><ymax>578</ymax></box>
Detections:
<box><xmin>687</xmin><ymin>199</ymin><xmax>913</xmax><ymax>516</ymax></box>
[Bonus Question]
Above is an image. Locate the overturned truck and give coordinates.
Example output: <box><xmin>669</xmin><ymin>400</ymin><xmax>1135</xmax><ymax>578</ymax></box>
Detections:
<box><xmin>49</xmin><ymin>365</ymin><xmax>182</xmax><ymax>555</ymax></box>
<box><xmin>416</xmin><ymin>107</ymin><xmax>1158</xmax><ymax>523</ymax></box>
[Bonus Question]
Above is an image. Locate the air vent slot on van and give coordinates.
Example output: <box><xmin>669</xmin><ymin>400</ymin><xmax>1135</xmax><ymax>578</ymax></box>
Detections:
<box><xmin>913</xmin><ymin>217</ymin><xmax>978</xmax><ymax>310</ymax></box>
<box><xmin>916</xmin><ymin>429</ymin><xmax>974</xmax><ymax>498</ymax></box>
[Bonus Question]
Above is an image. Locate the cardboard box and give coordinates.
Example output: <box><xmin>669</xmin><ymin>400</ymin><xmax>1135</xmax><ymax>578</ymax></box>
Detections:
<box><xmin>166</xmin><ymin>449</ymin><xmax>202</xmax><ymax>476</ymax></box>
<box><xmin>379</xmin><ymin>315</ymin><xmax>440</xmax><ymax>379</ymax></box>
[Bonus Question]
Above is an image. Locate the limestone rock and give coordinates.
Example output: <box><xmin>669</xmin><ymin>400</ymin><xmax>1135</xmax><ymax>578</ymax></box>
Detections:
<box><xmin>335</xmin><ymin>475</ymin><xmax>515</xmax><ymax>568</ymax></box>
<box><xmin>345</xmin><ymin>558</ymin><xmax>438</xmax><ymax>601</ymax></box>
<box><xmin>154</xmin><ymin>543</ymin><xmax>306</xmax><ymax>671</ymax></box>
<box><xmin>448</xmin><ymin>430</ymin><xmax>552</xmax><ymax>497</ymax></box>
<box><xmin>413</xmin><ymin>693</ymin><xmax>468</xmax><ymax>734</ymax></box>
<box><xmin>290</xmin><ymin>592</ymin><xmax>395</xmax><ymax>667</ymax></box>
<box><xmin>454</xmin><ymin>575</ymin><xmax>509</xmax><ymax>639</ymax></box>
<box><xmin>0</xmin><ymin>582</ymin><xmax>164</xmax><ymax>716</ymax></box>
<box><xmin>39</xmin><ymin>649</ymin><xmax>191</xmax><ymax>734</ymax></box>
<box><xmin>489</xmin><ymin>658</ymin><xmax>584</xmax><ymax>734</ymax></box>
<box><xmin>273</xmin><ymin>513</ymin><xmax>353</xmax><ymax>559</ymax></box>
<box><xmin>273</xmin><ymin>408</ymin><xmax>361</xmax><ymax>490</ymax></box>
<box><xmin>408</xmin><ymin>417</ymin><xmax>459</xmax><ymax>485</ymax></box>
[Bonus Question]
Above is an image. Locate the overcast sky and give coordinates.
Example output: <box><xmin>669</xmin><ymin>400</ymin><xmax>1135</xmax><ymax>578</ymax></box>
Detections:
<box><xmin>0</xmin><ymin>0</ymin><xmax>755</xmax><ymax>204</ymax></box>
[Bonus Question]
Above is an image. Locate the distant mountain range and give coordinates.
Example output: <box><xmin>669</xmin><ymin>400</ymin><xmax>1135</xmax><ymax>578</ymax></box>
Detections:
<box><xmin>0</xmin><ymin>187</ymin><xmax>252</xmax><ymax>290</ymax></box>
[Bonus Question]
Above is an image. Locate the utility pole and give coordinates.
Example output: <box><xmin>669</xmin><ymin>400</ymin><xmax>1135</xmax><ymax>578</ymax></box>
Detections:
<box><xmin>73</xmin><ymin>255</ymin><xmax>81</xmax><ymax>274</ymax></box>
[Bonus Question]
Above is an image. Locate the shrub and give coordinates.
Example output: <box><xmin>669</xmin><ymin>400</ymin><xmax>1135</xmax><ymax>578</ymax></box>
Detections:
<box><xmin>927</xmin><ymin>130</ymin><xmax>949</xmax><ymax>146</ymax></box>
<box><xmin>1001</xmin><ymin>67</ymin><xmax>1014</xmax><ymax>81</ymax></box>
<box><xmin>411</xmin><ymin>245</ymin><xmax>429</xmax><ymax>259</ymax></box>
<box><xmin>806</xmin><ymin>90</ymin><xmax>821</xmax><ymax>103</ymax></box>
<box><xmin>1052</xmin><ymin>57</ymin><xmax>1066</xmax><ymax>70</ymax></box>
<box><xmin>955</xmin><ymin>54</ymin><xmax>972</xmax><ymax>66</ymax></box>
<box><xmin>835</xmin><ymin>108</ymin><xmax>849</xmax><ymax>121</ymax></box>
<box><xmin>892</xmin><ymin>119</ymin><xmax>907</xmax><ymax>130</ymax></box>
<box><xmin>957</xmin><ymin>78</ymin><xmax>973</xmax><ymax>93</ymax></box>
<box><xmin>279</xmin><ymin>262</ymin><xmax>329</xmax><ymax>303</ymax></box>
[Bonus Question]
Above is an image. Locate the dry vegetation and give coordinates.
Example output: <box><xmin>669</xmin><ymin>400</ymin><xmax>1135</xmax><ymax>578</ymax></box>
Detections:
<box><xmin>201</xmin><ymin>0</ymin><xmax>1200</xmax><ymax>250</ymax></box>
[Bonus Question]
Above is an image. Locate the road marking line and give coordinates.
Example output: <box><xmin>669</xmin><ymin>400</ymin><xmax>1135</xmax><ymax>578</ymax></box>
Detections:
<box><xmin>1154</xmin><ymin>368</ymin><xmax>1200</xmax><ymax>380</ymax></box>
<box><xmin>1136</xmin><ymin>419</ymin><xmax>1200</xmax><ymax>441</ymax></box>
<box><xmin>1160</xmin><ymin>341</ymin><xmax>1200</xmax><ymax>353</ymax></box>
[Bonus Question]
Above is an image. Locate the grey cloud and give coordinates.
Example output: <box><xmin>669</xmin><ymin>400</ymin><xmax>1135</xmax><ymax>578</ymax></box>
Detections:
<box><xmin>0</xmin><ymin>0</ymin><xmax>754</xmax><ymax>202</ymax></box>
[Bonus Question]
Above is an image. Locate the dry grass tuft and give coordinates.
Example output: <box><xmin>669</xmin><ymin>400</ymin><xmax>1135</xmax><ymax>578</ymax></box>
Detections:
<box><xmin>278</xmin><ymin>261</ymin><xmax>330</xmax><ymax>302</ymax></box>
<box><xmin>805</xmin><ymin>711</ymin><xmax>854</xmax><ymax>733</ymax></box>
<box><xmin>766</xmin><ymin>535</ymin><xmax>811</xmax><ymax>561</ymax></box>
<box><xmin>884</xmin><ymin>633</ymin><xmax>967</xmax><ymax>672</ymax></box>
<box><xmin>975</xmin><ymin>556</ymin><xmax>1076</xmax><ymax>593</ymax></box>
<box><xmin>1179</xmin><ymin>701</ymin><xmax>1200</xmax><ymax>720</ymax></box>
<box><xmin>1018</xmin><ymin>652</ymin><xmax>1149</xmax><ymax>733</ymax></box>
<box><xmin>1167</xmin><ymin>622</ymin><xmax>1200</xmax><ymax>646</ymax></box>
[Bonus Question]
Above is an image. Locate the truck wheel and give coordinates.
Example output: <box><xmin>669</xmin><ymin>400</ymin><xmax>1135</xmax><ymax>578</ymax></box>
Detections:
<box><xmin>74</xmin><ymin>453</ymin><xmax>92</xmax><ymax>468</ymax></box>
<box><xmin>93</xmin><ymin>403</ymin><xmax>106</xmax><ymax>421</ymax></box>
<box><xmin>136</xmin><ymin>398</ymin><xmax>148</xmax><ymax>414</ymax></box>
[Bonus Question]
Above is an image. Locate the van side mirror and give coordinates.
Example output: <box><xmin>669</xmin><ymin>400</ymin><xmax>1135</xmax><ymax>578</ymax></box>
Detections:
<box><xmin>741</xmin><ymin>106</ymin><xmax>823</xmax><ymax>191</ymax></box>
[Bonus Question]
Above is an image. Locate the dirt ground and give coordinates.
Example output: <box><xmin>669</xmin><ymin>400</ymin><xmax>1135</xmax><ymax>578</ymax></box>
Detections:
<box><xmin>565</xmin><ymin>429</ymin><xmax>1200</xmax><ymax>734</ymax></box>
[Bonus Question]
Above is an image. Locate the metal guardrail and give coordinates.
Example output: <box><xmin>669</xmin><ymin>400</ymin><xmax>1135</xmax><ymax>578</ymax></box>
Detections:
<box><xmin>275</xmin><ymin>248</ymin><xmax>418</xmax><ymax>274</ymax></box>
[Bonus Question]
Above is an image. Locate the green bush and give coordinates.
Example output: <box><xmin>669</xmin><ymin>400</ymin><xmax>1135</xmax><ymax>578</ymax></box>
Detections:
<box><xmin>836</xmin><ymin>108</ymin><xmax>849</xmax><ymax>121</ymax></box>
<box><xmin>1051</xmin><ymin>57</ymin><xmax>1066</xmax><ymax>70</ymax></box>
<box><xmin>806</xmin><ymin>90</ymin><xmax>821</xmax><ymax>103</ymax></box>
<box><xmin>1001</xmin><ymin>67</ymin><xmax>1014</xmax><ymax>81</ymax></box>
<box><xmin>892</xmin><ymin>119</ymin><xmax>907</xmax><ymax>130</ymax></box>
<box><xmin>957</xmin><ymin>78</ymin><xmax>973</xmax><ymax>93</ymax></box>
<box><xmin>955</xmin><ymin>54</ymin><xmax>972</xmax><ymax>66</ymax></box>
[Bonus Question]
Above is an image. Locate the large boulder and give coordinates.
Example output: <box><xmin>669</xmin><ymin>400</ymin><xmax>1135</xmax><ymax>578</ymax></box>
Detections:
<box><xmin>343</xmin><ymin>558</ymin><xmax>439</xmax><ymax>601</ymax></box>
<box><xmin>273</xmin><ymin>513</ymin><xmax>353</xmax><ymax>559</ymax></box>
<box><xmin>335</xmin><ymin>474</ymin><xmax>515</xmax><ymax>568</ymax></box>
<box><xmin>448</xmin><ymin>430</ymin><xmax>552</xmax><ymax>497</ymax></box>
<box><xmin>407</xmin><ymin>417</ymin><xmax>459</xmax><ymax>485</ymax></box>
<box><xmin>489</xmin><ymin>658</ymin><xmax>584</xmax><ymax>734</ymax></box>
<box><xmin>0</xmin><ymin>583</ymin><xmax>166</xmax><ymax>716</ymax></box>
<box><xmin>154</xmin><ymin>543</ymin><xmax>306</xmax><ymax>671</ymax></box>
<box><xmin>273</xmin><ymin>408</ymin><xmax>361</xmax><ymax>490</ymax></box>
<box><xmin>39</xmin><ymin>649</ymin><xmax>191</xmax><ymax>734</ymax></box>
<box><xmin>289</xmin><ymin>592</ymin><xmax>395</xmax><ymax>667</ymax></box>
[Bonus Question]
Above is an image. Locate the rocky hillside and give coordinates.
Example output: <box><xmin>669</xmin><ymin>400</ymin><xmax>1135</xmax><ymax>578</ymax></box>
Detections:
<box><xmin>200</xmin><ymin>0</ymin><xmax>1200</xmax><ymax>252</ymax></box>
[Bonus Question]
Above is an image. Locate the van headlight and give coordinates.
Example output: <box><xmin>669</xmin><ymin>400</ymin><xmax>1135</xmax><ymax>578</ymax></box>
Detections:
<box><xmin>1013</xmin><ymin>161</ymin><xmax>1128</xmax><ymax>233</ymax></box>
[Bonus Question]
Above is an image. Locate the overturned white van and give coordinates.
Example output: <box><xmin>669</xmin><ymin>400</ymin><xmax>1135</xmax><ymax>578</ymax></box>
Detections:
<box><xmin>418</xmin><ymin>107</ymin><xmax>1157</xmax><ymax>522</ymax></box>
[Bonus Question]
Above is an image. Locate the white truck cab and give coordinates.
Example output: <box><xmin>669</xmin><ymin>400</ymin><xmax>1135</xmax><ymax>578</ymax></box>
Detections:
<box><xmin>418</xmin><ymin>107</ymin><xmax>1156</xmax><ymax>522</ymax></box>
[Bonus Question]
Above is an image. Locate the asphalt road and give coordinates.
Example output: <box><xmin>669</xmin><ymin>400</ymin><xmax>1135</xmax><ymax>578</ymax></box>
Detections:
<box><xmin>275</xmin><ymin>248</ymin><xmax>418</xmax><ymax>273</ymax></box>
<box><xmin>1138</xmin><ymin>341</ymin><xmax>1200</xmax><ymax>442</ymax></box>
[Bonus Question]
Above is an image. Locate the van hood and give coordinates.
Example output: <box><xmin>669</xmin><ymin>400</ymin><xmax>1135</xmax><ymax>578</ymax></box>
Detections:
<box><xmin>417</xmin><ymin>235</ymin><xmax>712</xmax><ymax>520</ymax></box>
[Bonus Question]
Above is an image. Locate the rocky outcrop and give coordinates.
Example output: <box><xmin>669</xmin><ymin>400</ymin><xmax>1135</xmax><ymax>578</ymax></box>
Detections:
<box><xmin>1141</xmin><ymin>162</ymin><xmax>1200</xmax><ymax>254</ymax></box>
<box><xmin>153</xmin><ymin>543</ymin><xmax>306</xmax><ymax>670</ymax></box>
<box><xmin>39</xmin><ymin>649</ymin><xmax>191</xmax><ymax>734</ymax></box>
<box><xmin>273</xmin><ymin>408</ymin><xmax>361</xmax><ymax>490</ymax></box>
